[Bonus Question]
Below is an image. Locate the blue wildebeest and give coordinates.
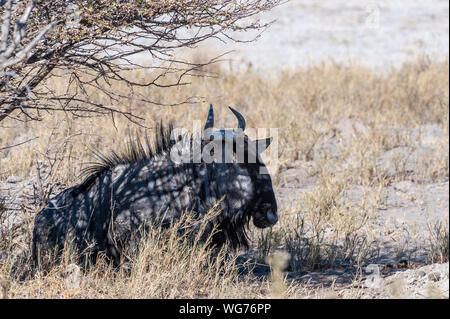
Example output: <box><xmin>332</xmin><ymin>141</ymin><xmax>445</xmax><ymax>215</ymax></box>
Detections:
<box><xmin>32</xmin><ymin>105</ymin><xmax>278</xmax><ymax>266</ymax></box>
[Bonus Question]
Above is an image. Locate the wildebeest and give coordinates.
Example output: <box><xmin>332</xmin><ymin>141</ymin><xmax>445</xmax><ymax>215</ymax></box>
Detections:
<box><xmin>32</xmin><ymin>105</ymin><xmax>278</xmax><ymax>266</ymax></box>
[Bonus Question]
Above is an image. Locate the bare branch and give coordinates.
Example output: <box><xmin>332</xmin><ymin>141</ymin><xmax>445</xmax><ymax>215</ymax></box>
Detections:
<box><xmin>0</xmin><ymin>0</ymin><xmax>285</xmax><ymax>124</ymax></box>
<box><xmin>0</xmin><ymin>0</ymin><xmax>13</xmax><ymax>53</ymax></box>
<box><xmin>1</xmin><ymin>21</ymin><xmax>56</xmax><ymax>69</ymax></box>
<box><xmin>0</xmin><ymin>136</ymin><xmax>39</xmax><ymax>151</ymax></box>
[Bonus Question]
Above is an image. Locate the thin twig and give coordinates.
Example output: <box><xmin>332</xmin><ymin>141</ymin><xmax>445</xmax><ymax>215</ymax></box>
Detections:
<box><xmin>0</xmin><ymin>136</ymin><xmax>39</xmax><ymax>151</ymax></box>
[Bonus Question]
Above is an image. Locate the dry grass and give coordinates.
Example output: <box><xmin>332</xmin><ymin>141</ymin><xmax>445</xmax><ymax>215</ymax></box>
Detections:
<box><xmin>257</xmin><ymin>176</ymin><xmax>378</xmax><ymax>272</ymax></box>
<box><xmin>1</xmin><ymin>208</ymin><xmax>308</xmax><ymax>299</ymax></box>
<box><xmin>427</xmin><ymin>219</ymin><xmax>449</xmax><ymax>264</ymax></box>
<box><xmin>0</xmin><ymin>55</ymin><xmax>448</xmax><ymax>298</ymax></box>
<box><xmin>1</xmin><ymin>56</ymin><xmax>448</xmax><ymax>181</ymax></box>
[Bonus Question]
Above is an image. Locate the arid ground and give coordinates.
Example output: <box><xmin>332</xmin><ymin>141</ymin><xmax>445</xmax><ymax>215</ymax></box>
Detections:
<box><xmin>0</xmin><ymin>1</ymin><xmax>448</xmax><ymax>298</ymax></box>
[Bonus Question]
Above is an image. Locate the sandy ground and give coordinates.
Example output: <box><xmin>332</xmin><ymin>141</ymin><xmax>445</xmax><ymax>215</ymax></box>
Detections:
<box><xmin>274</xmin><ymin>119</ymin><xmax>448</xmax><ymax>298</ymax></box>
<box><xmin>343</xmin><ymin>262</ymin><xmax>449</xmax><ymax>299</ymax></box>
<box><xmin>174</xmin><ymin>0</ymin><xmax>450</xmax><ymax>71</ymax></box>
<box><xmin>1</xmin><ymin>118</ymin><xmax>448</xmax><ymax>298</ymax></box>
<box><xmin>0</xmin><ymin>1</ymin><xmax>448</xmax><ymax>299</ymax></box>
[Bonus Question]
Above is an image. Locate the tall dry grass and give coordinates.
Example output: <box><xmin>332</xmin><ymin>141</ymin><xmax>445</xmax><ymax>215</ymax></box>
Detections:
<box><xmin>1</xmin><ymin>56</ymin><xmax>448</xmax><ymax>182</ymax></box>
<box><xmin>1</xmin><ymin>206</ymin><xmax>307</xmax><ymax>299</ymax></box>
<box><xmin>0</xmin><ymin>56</ymin><xmax>448</xmax><ymax>298</ymax></box>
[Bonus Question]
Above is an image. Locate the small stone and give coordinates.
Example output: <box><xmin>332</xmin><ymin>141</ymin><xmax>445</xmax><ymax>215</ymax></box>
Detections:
<box><xmin>6</xmin><ymin>176</ymin><xmax>22</xmax><ymax>183</ymax></box>
<box><xmin>428</xmin><ymin>272</ymin><xmax>441</xmax><ymax>282</ymax></box>
<box><xmin>417</xmin><ymin>270</ymin><xmax>426</xmax><ymax>277</ymax></box>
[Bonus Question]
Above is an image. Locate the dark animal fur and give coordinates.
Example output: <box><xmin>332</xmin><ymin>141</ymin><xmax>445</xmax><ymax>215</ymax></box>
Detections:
<box><xmin>32</xmin><ymin>112</ymin><xmax>277</xmax><ymax>266</ymax></box>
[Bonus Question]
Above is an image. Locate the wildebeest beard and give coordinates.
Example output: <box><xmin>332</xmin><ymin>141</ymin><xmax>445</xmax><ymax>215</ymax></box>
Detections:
<box><xmin>32</xmin><ymin>105</ymin><xmax>278</xmax><ymax>266</ymax></box>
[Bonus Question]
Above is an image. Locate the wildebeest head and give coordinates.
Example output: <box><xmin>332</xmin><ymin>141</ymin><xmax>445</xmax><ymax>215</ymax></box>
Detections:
<box><xmin>203</xmin><ymin>105</ymin><xmax>278</xmax><ymax>230</ymax></box>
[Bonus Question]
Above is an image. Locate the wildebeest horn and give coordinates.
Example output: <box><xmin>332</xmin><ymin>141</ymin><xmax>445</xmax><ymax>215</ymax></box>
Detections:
<box><xmin>229</xmin><ymin>106</ymin><xmax>246</xmax><ymax>131</ymax></box>
<box><xmin>204</xmin><ymin>104</ymin><xmax>214</xmax><ymax>130</ymax></box>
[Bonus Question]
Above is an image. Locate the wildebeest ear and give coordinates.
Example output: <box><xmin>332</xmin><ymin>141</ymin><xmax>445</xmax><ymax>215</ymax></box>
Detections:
<box><xmin>255</xmin><ymin>137</ymin><xmax>273</xmax><ymax>153</ymax></box>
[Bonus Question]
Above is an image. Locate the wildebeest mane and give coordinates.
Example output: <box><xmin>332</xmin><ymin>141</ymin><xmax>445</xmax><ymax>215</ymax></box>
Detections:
<box><xmin>72</xmin><ymin>122</ymin><xmax>176</xmax><ymax>197</ymax></box>
<box><xmin>220</xmin><ymin>211</ymin><xmax>252</xmax><ymax>249</ymax></box>
<box><xmin>70</xmin><ymin>119</ymin><xmax>257</xmax><ymax>250</ymax></box>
